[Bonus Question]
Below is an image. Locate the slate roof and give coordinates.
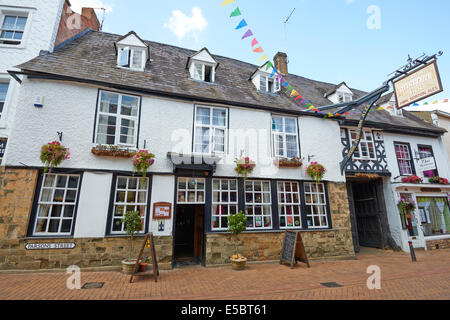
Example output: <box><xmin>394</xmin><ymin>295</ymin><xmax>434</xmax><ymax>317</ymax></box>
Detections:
<box><xmin>16</xmin><ymin>30</ymin><xmax>445</xmax><ymax>136</ymax></box>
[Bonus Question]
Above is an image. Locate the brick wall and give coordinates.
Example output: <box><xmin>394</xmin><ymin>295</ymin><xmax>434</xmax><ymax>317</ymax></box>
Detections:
<box><xmin>205</xmin><ymin>182</ymin><xmax>355</xmax><ymax>265</ymax></box>
<box><xmin>0</xmin><ymin>168</ymin><xmax>172</xmax><ymax>271</ymax></box>
<box><xmin>54</xmin><ymin>1</ymin><xmax>100</xmax><ymax>46</ymax></box>
<box><xmin>426</xmin><ymin>238</ymin><xmax>450</xmax><ymax>250</ymax></box>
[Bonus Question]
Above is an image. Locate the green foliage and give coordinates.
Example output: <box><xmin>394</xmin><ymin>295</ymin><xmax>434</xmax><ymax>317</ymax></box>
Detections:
<box><xmin>227</xmin><ymin>211</ymin><xmax>247</xmax><ymax>235</ymax></box>
<box><xmin>121</xmin><ymin>210</ymin><xmax>143</xmax><ymax>261</ymax></box>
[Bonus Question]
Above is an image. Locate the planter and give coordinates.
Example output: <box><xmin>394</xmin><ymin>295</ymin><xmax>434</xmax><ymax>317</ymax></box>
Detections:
<box><xmin>139</xmin><ymin>262</ymin><xmax>148</xmax><ymax>272</ymax></box>
<box><xmin>91</xmin><ymin>145</ymin><xmax>135</xmax><ymax>158</ymax></box>
<box><xmin>230</xmin><ymin>256</ymin><xmax>247</xmax><ymax>270</ymax></box>
<box><xmin>121</xmin><ymin>259</ymin><xmax>138</xmax><ymax>274</ymax></box>
<box><xmin>274</xmin><ymin>158</ymin><xmax>303</xmax><ymax>168</ymax></box>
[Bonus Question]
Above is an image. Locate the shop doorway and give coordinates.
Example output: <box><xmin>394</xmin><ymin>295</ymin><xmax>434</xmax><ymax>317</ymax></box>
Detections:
<box><xmin>348</xmin><ymin>179</ymin><xmax>385</xmax><ymax>252</ymax></box>
<box><xmin>173</xmin><ymin>204</ymin><xmax>204</xmax><ymax>267</ymax></box>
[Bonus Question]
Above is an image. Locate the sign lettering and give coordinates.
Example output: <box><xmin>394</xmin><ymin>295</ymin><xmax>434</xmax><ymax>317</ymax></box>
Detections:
<box><xmin>26</xmin><ymin>243</ymin><xmax>76</xmax><ymax>250</ymax></box>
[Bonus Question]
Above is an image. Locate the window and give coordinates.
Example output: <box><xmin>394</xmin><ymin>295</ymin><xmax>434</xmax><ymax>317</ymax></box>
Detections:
<box><xmin>192</xmin><ymin>63</ymin><xmax>214</xmax><ymax>83</ymax></box>
<box><xmin>95</xmin><ymin>91</ymin><xmax>140</xmax><ymax>146</ymax></box>
<box><xmin>278</xmin><ymin>181</ymin><xmax>302</xmax><ymax>228</ymax></box>
<box><xmin>212</xmin><ymin>179</ymin><xmax>238</xmax><ymax>230</ymax></box>
<box><xmin>272</xmin><ymin>116</ymin><xmax>299</xmax><ymax>158</ymax></box>
<box><xmin>0</xmin><ymin>15</ymin><xmax>27</xmax><ymax>45</ymax></box>
<box><xmin>304</xmin><ymin>182</ymin><xmax>328</xmax><ymax>228</ymax></box>
<box><xmin>245</xmin><ymin>180</ymin><xmax>272</xmax><ymax>229</ymax></box>
<box><xmin>33</xmin><ymin>174</ymin><xmax>80</xmax><ymax>236</ymax></box>
<box><xmin>401</xmin><ymin>193</ymin><xmax>419</xmax><ymax>237</ymax></box>
<box><xmin>194</xmin><ymin>106</ymin><xmax>227</xmax><ymax>154</ymax></box>
<box><xmin>111</xmin><ymin>177</ymin><xmax>148</xmax><ymax>234</ymax></box>
<box><xmin>395</xmin><ymin>143</ymin><xmax>414</xmax><ymax>176</ymax></box>
<box><xmin>418</xmin><ymin>146</ymin><xmax>438</xmax><ymax>177</ymax></box>
<box><xmin>118</xmin><ymin>47</ymin><xmax>145</xmax><ymax>70</ymax></box>
<box><xmin>338</xmin><ymin>92</ymin><xmax>352</xmax><ymax>103</ymax></box>
<box><xmin>177</xmin><ymin>178</ymin><xmax>205</xmax><ymax>203</ymax></box>
<box><xmin>259</xmin><ymin>75</ymin><xmax>280</xmax><ymax>93</ymax></box>
<box><xmin>349</xmin><ymin>129</ymin><xmax>375</xmax><ymax>160</ymax></box>
<box><xmin>417</xmin><ymin>197</ymin><xmax>450</xmax><ymax>236</ymax></box>
<box><xmin>0</xmin><ymin>82</ymin><xmax>8</xmax><ymax>120</ymax></box>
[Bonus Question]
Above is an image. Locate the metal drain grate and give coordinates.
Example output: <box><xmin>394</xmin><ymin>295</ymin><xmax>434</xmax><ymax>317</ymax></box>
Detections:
<box><xmin>81</xmin><ymin>282</ymin><xmax>104</xmax><ymax>289</ymax></box>
<box><xmin>320</xmin><ymin>282</ymin><xmax>343</xmax><ymax>288</ymax></box>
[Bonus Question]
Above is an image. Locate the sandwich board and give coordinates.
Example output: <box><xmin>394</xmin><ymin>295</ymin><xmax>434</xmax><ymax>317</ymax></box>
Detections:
<box><xmin>129</xmin><ymin>233</ymin><xmax>159</xmax><ymax>283</ymax></box>
<box><xmin>280</xmin><ymin>231</ymin><xmax>310</xmax><ymax>268</ymax></box>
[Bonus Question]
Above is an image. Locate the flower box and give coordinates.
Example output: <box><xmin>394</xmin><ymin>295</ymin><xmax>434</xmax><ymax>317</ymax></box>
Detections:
<box><xmin>234</xmin><ymin>157</ymin><xmax>256</xmax><ymax>179</ymax></box>
<box><xmin>428</xmin><ymin>176</ymin><xmax>449</xmax><ymax>185</ymax></box>
<box><xmin>91</xmin><ymin>145</ymin><xmax>135</xmax><ymax>158</ymax></box>
<box><xmin>274</xmin><ymin>157</ymin><xmax>303</xmax><ymax>168</ymax></box>
<box><xmin>401</xmin><ymin>175</ymin><xmax>423</xmax><ymax>184</ymax></box>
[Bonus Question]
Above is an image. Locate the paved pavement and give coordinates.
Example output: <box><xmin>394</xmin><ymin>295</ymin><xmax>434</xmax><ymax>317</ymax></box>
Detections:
<box><xmin>0</xmin><ymin>248</ymin><xmax>449</xmax><ymax>300</ymax></box>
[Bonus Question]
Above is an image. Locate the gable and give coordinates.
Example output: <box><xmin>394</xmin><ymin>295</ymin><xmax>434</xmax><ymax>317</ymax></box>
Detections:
<box><xmin>117</xmin><ymin>33</ymin><xmax>147</xmax><ymax>48</ymax></box>
<box><xmin>191</xmin><ymin>49</ymin><xmax>216</xmax><ymax>64</ymax></box>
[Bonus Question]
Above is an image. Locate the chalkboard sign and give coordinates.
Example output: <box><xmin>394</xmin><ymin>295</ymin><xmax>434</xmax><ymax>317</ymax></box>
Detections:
<box><xmin>280</xmin><ymin>231</ymin><xmax>310</xmax><ymax>268</ymax></box>
<box><xmin>129</xmin><ymin>233</ymin><xmax>160</xmax><ymax>283</ymax></box>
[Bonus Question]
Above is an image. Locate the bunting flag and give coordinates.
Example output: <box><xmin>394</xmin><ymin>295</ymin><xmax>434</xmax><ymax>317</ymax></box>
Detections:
<box><xmin>444</xmin><ymin>99</ymin><xmax>449</xmax><ymax>103</ymax></box>
<box><xmin>432</xmin><ymin>100</ymin><xmax>438</xmax><ymax>104</ymax></box>
<box><xmin>251</xmin><ymin>38</ymin><xmax>258</xmax><ymax>47</ymax></box>
<box><xmin>241</xmin><ymin>29</ymin><xmax>253</xmax><ymax>39</ymax></box>
<box><xmin>294</xmin><ymin>95</ymin><xmax>303</xmax><ymax>101</ymax></box>
<box><xmin>378</xmin><ymin>107</ymin><xmax>384</xmax><ymax>110</ymax></box>
<box><xmin>412</xmin><ymin>103</ymin><xmax>419</xmax><ymax>106</ymax></box>
<box><xmin>270</xmin><ymin>67</ymin><xmax>278</xmax><ymax>78</ymax></box>
<box><xmin>265</xmin><ymin>61</ymin><xmax>273</xmax><ymax>71</ymax></box>
<box><xmin>235</xmin><ymin>19</ymin><xmax>248</xmax><ymax>29</ymax></box>
<box><xmin>257</xmin><ymin>54</ymin><xmax>268</xmax><ymax>62</ymax></box>
<box><xmin>253</xmin><ymin>46</ymin><xmax>263</xmax><ymax>52</ymax></box>
<box><xmin>290</xmin><ymin>90</ymin><xmax>299</xmax><ymax>97</ymax></box>
<box><xmin>424</xmin><ymin>102</ymin><xmax>429</xmax><ymax>105</ymax></box>
<box><xmin>229</xmin><ymin>7</ymin><xmax>241</xmax><ymax>17</ymax></box>
<box><xmin>222</xmin><ymin>0</ymin><xmax>235</xmax><ymax>6</ymax></box>
<box><xmin>386</xmin><ymin>106</ymin><xmax>393</xmax><ymax>109</ymax></box>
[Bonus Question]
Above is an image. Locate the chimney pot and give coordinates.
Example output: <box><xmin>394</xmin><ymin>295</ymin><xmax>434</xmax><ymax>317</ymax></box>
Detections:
<box><xmin>274</xmin><ymin>52</ymin><xmax>288</xmax><ymax>75</ymax></box>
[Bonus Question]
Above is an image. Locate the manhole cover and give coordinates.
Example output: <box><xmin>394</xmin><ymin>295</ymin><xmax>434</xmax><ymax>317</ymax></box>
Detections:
<box><xmin>81</xmin><ymin>282</ymin><xmax>104</xmax><ymax>289</ymax></box>
<box><xmin>320</xmin><ymin>282</ymin><xmax>343</xmax><ymax>288</ymax></box>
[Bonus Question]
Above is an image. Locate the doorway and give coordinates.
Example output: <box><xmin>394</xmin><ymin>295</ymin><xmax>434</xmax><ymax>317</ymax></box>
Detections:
<box><xmin>348</xmin><ymin>179</ymin><xmax>384</xmax><ymax>252</ymax></box>
<box><xmin>174</xmin><ymin>204</ymin><xmax>204</xmax><ymax>267</ymax></box>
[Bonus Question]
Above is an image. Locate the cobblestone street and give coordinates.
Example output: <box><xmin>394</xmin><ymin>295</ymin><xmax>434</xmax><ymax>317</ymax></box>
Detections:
<box><xmin>0</xmin><ymin>248</ymin><xmax>449</xmax><ymax>300</ymax></box>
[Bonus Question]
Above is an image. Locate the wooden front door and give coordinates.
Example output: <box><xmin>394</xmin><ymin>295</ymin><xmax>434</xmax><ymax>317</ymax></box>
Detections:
<box><xmin>351</xmin><ymin>180</ymin><xmax>383</xmax><ymax>248</ymax></box>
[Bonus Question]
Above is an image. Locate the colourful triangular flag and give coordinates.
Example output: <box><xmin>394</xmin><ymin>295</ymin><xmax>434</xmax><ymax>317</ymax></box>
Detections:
<box><xmin>424</xmin><ymin>102</ymin><xmax>429</xmax><ymax>105</ymax></box>
<box><xmin>294</xmin><ymin>95</ymin><xmax>303</xmax><ymax>101</ymax></box>
<box><xmin>235</xmin><ymin>19</ymin><xmax>247</xmax><ymax>30</ymax></box>
<box><xmin>412</xmin><ymin>103</ymin><xmax>419</xmax><ymax>106</ymax></box>
<box><xmin>241</xmin><ymin>29</ymin><xmax>253</xmax><ymax>40</ymax></box>
<box><xmin>222</xmin><ymin>0</ymin><xmax>235</xmax><ymax>6</ymax></box>
<box><xmin>251</xmin><ymin>38</ymin><xmax>258</xmax><ymax>47</ymax></box>
<box><xmin>378</xmin><ymin>107</ymin><xmax>384</xmax><ymax>110</ymax></box>
<box><xmin>229</xmin><ymin>7</ymin><xmax>241</xmax><ymax>17</ymax></box>
<box><xmin>432</xmin><ymin>100</ymin><xmax>438</xmax><ymax>104</ymax></box>
<box><xmin>265</xmin><ymin>61</ymin><xmax>273</xmax><ymax>71</ymax></box>
<box><xmin>257</xmin><ymin>54</ymin><xmax>268</xmax><ymax>62</ymax></box>
<box><xmin>270</xmin><ymin>67</ymin><xmax>278</xmax><ymax>78</ymax></box>
<box><xmin>386</xmin><ymin>106</ymin><xmax>393</xmax><ymax>109</ymax></box>
<box><xmin>328</xmin><ymin>112</ymin><xmax>334</xmax><ymax>118</ymax></box>
<box><xmin>253</xmin><ymin>46</ymin><xmax>263</xmax><ymax>52</ymax></box>
<box><xmin>307</xmin><ymin>105</ymin><xmax>315</xmax><ymax>111</ymax></box>
<box><xmin>290</xmin><ymin>90</ymin><xmax>299</xmax><ymax>97</ymax></box>
<box><xmin>443</xmin><ymin>99</ymin><xmax>449</xmax><ymax>103</ymax></box>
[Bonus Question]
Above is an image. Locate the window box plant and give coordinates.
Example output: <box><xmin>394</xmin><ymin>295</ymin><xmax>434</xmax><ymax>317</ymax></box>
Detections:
<box><xmin>397</xmin><ymin>196</ymin><xmax>416</xmax><ymax>230</ymax></box>
<box><xmin>306</xmin><ymin>162</ymin><xmax>326</xmax><ymax>182</ymax></box>
<box><xmin>401</xmin><ymin>175</ymin><xmax>423</xmax><ymax>184</ymax></box>
<box><xmin>40</xmin><ymin>141</ymin><xmax>70</xmax><ymax>174</ymax></box>
<box><xmin>91</xmin><ymin>144</ymin><xmax>135</xmax><ymax>158</ymax></box>
<box><xmin>121</xmin><ymin>210</ymin><xmax>143</xmax><ymax>275</ymax></box>
<box><xmin>133</xmin><ymin>150</ymin><xmax>155</xmax><ymax>178</ymax></box>
<box><xmin>274</xmin><ymin>157</ymin><xmax>303</xmax><ymax>168</ymax></box>
<box><xmin>428</xmin><ymin>176</ymin><xmax>449</xmax><ymax>185</ymax></box>
<box><xmin>234</xmin><ymin>157</ymin><xmax>256</xmax><ymax>179</ymax></box>
<box><xmin>227</xmin><ymin>211</ymin><xmax>247</xmax><ymax>271</ymax></box>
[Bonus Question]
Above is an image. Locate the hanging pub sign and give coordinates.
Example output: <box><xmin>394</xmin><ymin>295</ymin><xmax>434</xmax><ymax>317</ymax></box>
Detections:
<box><xmin>417</xmin><ymin>157</ymin><xmax>436</xmax><ymax>172</ymax></box>
<box><xmin>393</xmin><ymin>61</ymin><xmax>443</xmax><ymax>109</ymax></box>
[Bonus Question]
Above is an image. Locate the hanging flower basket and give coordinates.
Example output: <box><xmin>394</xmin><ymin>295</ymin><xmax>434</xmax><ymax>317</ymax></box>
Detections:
<box><xmin>397</xmin><ymin>196</ymin><xmax>416</xmax><ymax>230</ymax></box>
<box><xmin>306</xmin><ymin>162</ymin><xmax>326</xmax><ymax>182</ymax></box>
<box><xmin>40</xmin><ymin>141</ymin><xmax>70</xmax><ymax>174</ymax></box>
<box><xmin>91</xmin><ymin>145</ymin><xmax>135</xmax><ymax>158</ymax></box>
<box><xmin>274</xmin><ymin>157</ymin><xmax>303</xmax><ymax>168</ymax></box>
<box><xmin>234</xmin><ymin>157</ymin><xmax>255</xmax><ymax>179</ymax></box>
<box><xmin>428</xmin><ymin>176</ymin><xmax>449</xmax><ymax>185</ymax></box>
<box><xmin>132</xmin><ymin>150</ymin><xmax>155</xmax><ymax>178</ymax></box>
<box><xmin>401</xmin><ymin>175</ymin><xmax>423</xmax><ymax>184</ymax></box>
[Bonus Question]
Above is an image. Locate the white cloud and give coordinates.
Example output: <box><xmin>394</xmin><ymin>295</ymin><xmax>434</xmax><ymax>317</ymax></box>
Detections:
<box><xmin>164</xmin><ymin>7</ymin><xmax>208</xmax><ymax>42</ymax></box>
<box><xmin>69</xmin><ymin>0</ymin><xmax>113</xmax><ymax>14</ymax></box>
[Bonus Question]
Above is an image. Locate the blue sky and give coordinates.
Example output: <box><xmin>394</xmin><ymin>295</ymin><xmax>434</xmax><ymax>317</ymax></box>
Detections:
<box><xmin>73</xmin><ymin>0</ymin><xmax>449</xmax><ymax>102</ymax></box>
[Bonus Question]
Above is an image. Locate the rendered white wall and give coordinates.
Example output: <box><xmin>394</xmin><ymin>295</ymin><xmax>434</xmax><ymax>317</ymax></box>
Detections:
<box><xmin>73</xmin><ymin>172</ymin><xmax>112</xmax><ymax>238</ymax></box>
<box><xmin>149</xmin><ymin>175</ymin><xmax>175</xmax><ymax>236</ymax></box>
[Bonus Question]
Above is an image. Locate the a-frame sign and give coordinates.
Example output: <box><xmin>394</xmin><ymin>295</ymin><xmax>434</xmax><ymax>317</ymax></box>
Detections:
<box><xmin>280</xmin><ymin>231</ymin><xmax>310</xmax><ymax>268</ymax></box>
<box><xmin>129</xmin><ymin>233</ymin><xmax>159</xmax><ymax>283</ymax></box>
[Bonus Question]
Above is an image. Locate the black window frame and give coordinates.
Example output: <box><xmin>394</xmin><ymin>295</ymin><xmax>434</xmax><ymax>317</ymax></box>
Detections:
<box><xmin>105</xmin><ymin>173</ymin><xmax>153</xmax><ymax>236</ymax></box>
<box><xmin>27</xmin><ymin>169</ymin><xmax>84</xmax><ymax>238</ymax></box>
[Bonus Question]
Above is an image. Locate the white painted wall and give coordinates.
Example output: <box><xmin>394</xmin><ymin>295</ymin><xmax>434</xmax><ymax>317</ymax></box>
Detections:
<box><xmin>74</xmin><ymin>172</ymin><xmax>112</xmax><ymax>238</ymax></box>
<box><xmin>0</xmin><ymin>0</ymin><xmax>64</xmax><ymax>138</ymax></box>
<box><xmin>149</xmin><ymin>175</ymin><xmax>175</xmax><ymax>237</ymax></box>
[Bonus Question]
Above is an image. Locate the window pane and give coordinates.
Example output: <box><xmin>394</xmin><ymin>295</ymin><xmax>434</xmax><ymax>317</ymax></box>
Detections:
<box><xmin>259</xmin><ymin>76</ymin><xmax>267</xmax><ymax>91</ymax></box>
<box><xmin>194</xmin><ymin>63</ymin><xmax>203</xmax><ymax>80</ymax></box>
<box><xmin>272</xmin><ymin>117</ymin><xmax>283</xmax><ymax>132</ymax></box>
<box><xmin>196</xmin><ymin>107</ymin><xmax>210</xmax><ymax>125</ymax></box>
<box><xmin>0</xmin><ymin>83</ymin><xmax>9</xmax><ymax>102</ymax></box>
<box><xmin>286</xmin><ymin>135</ymin><xmax>298</xmax><ymax>158</ymax></box>
<box><xmin>132</xmin><ymin>50</ymin><xmax>143</xmax><ymax>69</ymax></box>
<box><xmin>119</xmin><ymin>48</ymin><xmax>129</xmax><ymax>67</ymax></box>
<box><xmin>100</xmin><ymin>92</ymin><xmax>119</xmax><ymax>113</ymax></box>
<box><xmin>285</xmin><ymin>118</ymin><xmax>296</xmax><ymax>133</ymax></box>
<box><xmin>212</xmin><ymin>109</ymin><xmax>226</xmax><ymax>126</ymax></box>
<box><xmin>16</xmin><ymin>17</ymin><xmax>27</xmax><ymax>30</ymax></box>
<box><xmin>2</xmin><ymin>16</ymin><xmax>16</xmax><ymax>29</ymax></box>
<box><xmin>120</xmin><ymin>95</ymin><xmax>139</xmax><ymax>116</ymax></box>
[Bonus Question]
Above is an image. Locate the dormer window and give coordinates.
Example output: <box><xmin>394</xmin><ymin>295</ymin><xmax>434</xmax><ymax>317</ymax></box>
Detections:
<box><xmin>115</xmin><ymin>31</ymin><xmax>149</xmax><ymax>72</ymax></box>
<box><xmin>338</xmin><ymin>92</ymin><xmax>352</xmax><ymax>103</ymax></box>
<box><xmin>259</xmin><ymin>74</ymin><xmax>280</xmax><ymax>93</ymax></box>
<box><xmin>187</xmin><ymin>48</ymin><xmax>219</xmax><ymax>84</ymax></box>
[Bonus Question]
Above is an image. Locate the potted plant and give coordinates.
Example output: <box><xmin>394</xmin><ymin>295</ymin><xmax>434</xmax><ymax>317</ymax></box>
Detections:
<box><xmin>120</xmin><ymin>210</ymin><xmax>143</xmax><ymax>274</ymax></box>
<box><xmin>234</xmin><ymin>157</ymin><xmax>256</xmax><ymax>179</ymax></box>
<box><xmin>428</xmin><ymin>176</ymin><xmax>449</xmax><ymax>185</ymax></box>
<box><xmin>397</xmin><ymin>196</ymin><xmax>416</xmax><ymax>230</ymax></box>
<box><xmin>40</xmin><ymin>141</ymin><xmax>70</xmax><ymax>174</ymax></box>
<box><xmin>91</xmin><ymin>144</ymin><xmax>135</xmax><ymax>158</ymax></box>
<box><xmin>132</xmin><ymin>150</ymin><xmax>155</xmax><ymax>179</ymax></box>
<box><xmin>227</xmin><ymin>211</ymin><xmax>247</xmax><ymax>270</ymax></box>
<box><xmin>306</xmin><ymin>162</ymin><xmax>326</xmax><ymax>182</ymax></box>
<box><xmin>401</xmin><ymin>175</ymin><xmax>423</xmax><ymax>184</ymax></box>
<box><xmin>139</xmin><ymin>257</ymin><xmax>149</xmax><ymax>272</ymax></box>
<box><xmin>274</xmin><ymin>157</ymin><xmax>303</xmax><ymax>168</ymax></box>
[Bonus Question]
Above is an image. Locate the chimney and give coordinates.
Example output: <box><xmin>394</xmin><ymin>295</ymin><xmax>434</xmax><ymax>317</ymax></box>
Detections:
<box><xmin>274</xmin><ymin>52</ymin><xmax>288</xmax><ymax>75</ymax></box>
<box><xmin>81</xmin><ymin>8</ymin><xmax>94</xmax><ymax>19</ymax></box>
